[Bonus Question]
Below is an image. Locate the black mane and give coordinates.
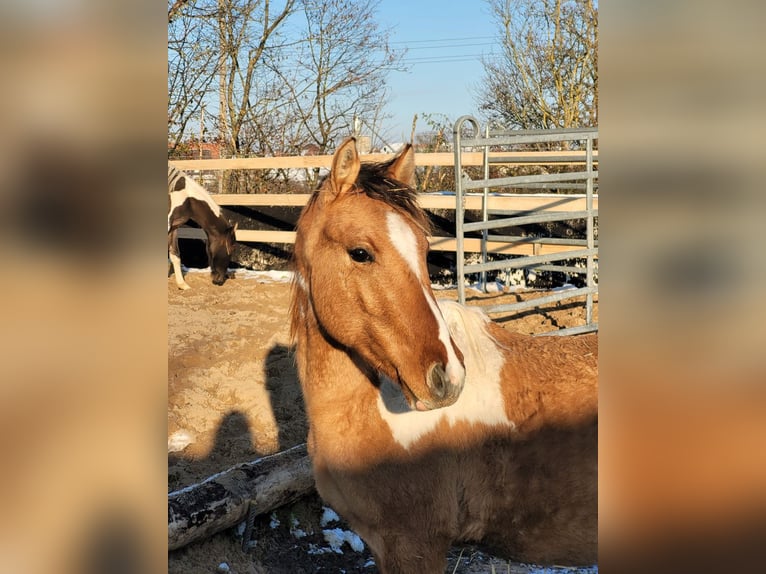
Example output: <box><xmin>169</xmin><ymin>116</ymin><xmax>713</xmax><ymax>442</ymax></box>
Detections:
<box><xmin>311</xmin><ymin>156</ymin><xmax>430</xmax><ymax>232</ymax></box>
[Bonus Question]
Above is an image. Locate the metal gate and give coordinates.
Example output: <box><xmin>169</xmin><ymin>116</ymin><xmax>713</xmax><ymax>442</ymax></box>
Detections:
<box><xmin>452</xmin><ymin>116</ymin><xmax>598</xmax><ymax>336</ymax></box>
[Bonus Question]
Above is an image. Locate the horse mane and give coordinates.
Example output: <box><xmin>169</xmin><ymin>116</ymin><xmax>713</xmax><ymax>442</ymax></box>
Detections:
<box><xmin>307</xmin><ymin>156</ymin><xmax>432</xmax><ymax>234</ymax></box>
<box><xmin>437</xmin><ymin>299</ymin><xmax>505</xmax><ymax>379</ymax></box>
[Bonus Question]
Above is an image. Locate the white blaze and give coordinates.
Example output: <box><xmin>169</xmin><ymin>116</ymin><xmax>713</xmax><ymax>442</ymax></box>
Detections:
<box><xmin>385</xmin><ymin>212</ymin><xmax>422</xmax><ymax>281</ymax></box>
<box><xmin>385</xmin><ymin>211</ymin><xmax>465</xmax><ymax>387</ymax></box>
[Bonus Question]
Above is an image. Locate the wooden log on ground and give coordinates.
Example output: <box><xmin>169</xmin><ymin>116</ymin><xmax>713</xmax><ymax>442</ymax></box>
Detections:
<box><xmin>168</xmin><ymin>443</ymin><xmax>314</xmax><ymax>551</ymax></box>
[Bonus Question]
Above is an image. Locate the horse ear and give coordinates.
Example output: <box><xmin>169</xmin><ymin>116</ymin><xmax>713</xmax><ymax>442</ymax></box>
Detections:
<box><xmin>386</xmin><ymin>144</ymin><xmax>416</xmax><ymax>188</ymax></box>
<box><xmin>330</xmin><ymin>137</ymin><xmax>360</xmax><ymax>198</ymax></box>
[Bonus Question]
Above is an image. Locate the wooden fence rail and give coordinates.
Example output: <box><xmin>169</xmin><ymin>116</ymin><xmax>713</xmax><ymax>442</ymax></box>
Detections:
<box><xmin>170</xmin><ymin>151</ymin><xmax>598</xmax><ymax>256</ymax></box>
<box><xmin>175</xmin><ymin>193</ymin><xmax>598</xmax><ymax>255</ymax></box>
<box><xmin>170</xmin><ymin>149</ymin><xmax>598</xmax><ymax>171</ymax></box>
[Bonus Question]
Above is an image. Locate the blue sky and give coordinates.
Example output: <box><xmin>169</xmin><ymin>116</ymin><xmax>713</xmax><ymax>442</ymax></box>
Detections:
<box><xmin>374</xmin><ymin>0</ymin><xmax>499</xmax><ymax>141</ymax></box>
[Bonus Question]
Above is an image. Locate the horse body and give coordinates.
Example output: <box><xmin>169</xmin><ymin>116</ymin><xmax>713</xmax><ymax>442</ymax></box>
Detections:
<box><xmin>168</xmin><ymin>165</ymin><xmax>236</xmax><ymax>289</ymax></box>
<box><xmin>290</xmin><ymin>138</ymin><xmax>597</xmax><ymax>573</ymax></box>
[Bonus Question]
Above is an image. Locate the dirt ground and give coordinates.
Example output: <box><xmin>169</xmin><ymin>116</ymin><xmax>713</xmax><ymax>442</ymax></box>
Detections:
<box><xmin>168</xmin><ymin>269</ymin><xmax>598</xmax><ymax>574</ymax></box>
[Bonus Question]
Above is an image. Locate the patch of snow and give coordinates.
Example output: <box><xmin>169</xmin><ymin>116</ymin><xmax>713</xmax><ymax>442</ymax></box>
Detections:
<box><xmin>269</xmin><ymin>512</ymin><xmax>280</xmax><ymax>529</ymax></box>
<box><xmin>216</xmin><ymin>562</ymin><xmax>230</xmax><ymax>573</ymax></box>
<box><xmin>234</xmin><ymin>269</ymin><xmax>293</xmax><ymax>283</ymax></box>
<box><xmin>466</xmin><ymin>282</ymin><xmax>502</xmax><ymax>294</ymax></box>
<box><xmin>524</xmin><ymin>566</ymin><xmax>597</xmax><ymax>574</ymax></box>
<box><xmin>289</xmin><ymin>515</ymin><xmax>307</xmax><ymax>538</ymax></box>
<box><xmin>307</xmin><ymin>543</ymin><xmax>334</xmax><ymax>555</ymax></box>
<box><xmin>320</xmin><ymin>506</ymin><xmax>340</xmax><ymax>527</ymax></box>
<box><xmin>167</xmin><ymin>430</ymin><xmax>195</xmax><ymax>453</ymax></box>
<box><xmin>183</xmin><ymin>267</ymin><xmax>293</xmax><ymax>283</ymax></box>
<box><xmin>322</xmin><ymin>528</ymin><xmax>365</xmax><ymax>554</ymax></box>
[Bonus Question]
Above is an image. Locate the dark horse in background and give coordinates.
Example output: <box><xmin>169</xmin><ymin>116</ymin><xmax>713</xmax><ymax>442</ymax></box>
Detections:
<box><xmin>168</xmin><ymin>165</ymin><xmax>237</xmax><ymax>289</ymax></box>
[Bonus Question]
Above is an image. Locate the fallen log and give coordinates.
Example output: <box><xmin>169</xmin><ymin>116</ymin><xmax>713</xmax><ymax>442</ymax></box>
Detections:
<box><xmin>168</xmin><ymin>443</ymin><xmax>314</xmax><ymax>550</ymax></box>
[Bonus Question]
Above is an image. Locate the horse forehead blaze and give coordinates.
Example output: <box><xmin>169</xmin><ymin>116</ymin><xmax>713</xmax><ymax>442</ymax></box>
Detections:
<box><xmin>385</xmin><ymin>211</ymin><xmax>424</xmax><ymax>280</ymax></box>
<box><xmin>383</xmin><ymin>209</ymin><xmax>466</xmax><ymax>399</ymax></box>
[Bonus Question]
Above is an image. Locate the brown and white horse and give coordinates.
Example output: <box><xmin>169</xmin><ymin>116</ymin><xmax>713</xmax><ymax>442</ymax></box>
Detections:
<box><xmin>290</xmin><ymin>137</ymin><xmax>598</xmax><ymax>573</ymax></box>
<box><xmin>168</xmin><ymin>165</ymin><xmax>236</xmax><ymax>289</ymax></box>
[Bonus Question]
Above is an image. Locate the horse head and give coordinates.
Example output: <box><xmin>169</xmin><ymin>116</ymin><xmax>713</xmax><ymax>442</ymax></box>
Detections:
<box><xmin>208</xmin><ymin>222</ymin><xmax>237</xmax><ymax>286</ymax></box>
<box><xmin>293</xmin><ymin>137</ymin><xmax>465</xmax><ymax>410</ymax></box>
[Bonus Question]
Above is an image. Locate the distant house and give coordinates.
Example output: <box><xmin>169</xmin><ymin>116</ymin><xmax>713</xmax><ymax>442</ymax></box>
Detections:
<box><xmin>379</xmin><ymin>142</ymin><xmax>407</xmax><ymax>154</ymax></box>
<box><xmin>301</xmin><ymin>143</ymin><xmax>322</xmax><ymax>156</ymax></box>
<box><xmin>168</xmin><ymin>140</ymin><xmax>227</xmax><ymax>192</ymax></box>
<box><xmin>168</xmin><ymin>139</ymin><xmax>226</xmax><ymax>160</ymax></box>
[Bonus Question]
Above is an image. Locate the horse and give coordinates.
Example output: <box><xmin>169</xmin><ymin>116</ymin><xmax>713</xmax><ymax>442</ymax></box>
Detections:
<box><xmin>289</xmin><ymin>137</ymin><xmax>598</xmax><ymax>573</ymax></box>
<box><xmin>168</xmin><ymin>165</ymin><xmax>237</xmax><ymax>289</ymax></box>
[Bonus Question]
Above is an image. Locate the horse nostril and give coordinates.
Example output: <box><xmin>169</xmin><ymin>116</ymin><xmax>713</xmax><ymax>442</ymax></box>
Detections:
<box><xmin>428</xmin><ymin>363</ymin><xmax>448</xmax><ymax>399</ymax></box>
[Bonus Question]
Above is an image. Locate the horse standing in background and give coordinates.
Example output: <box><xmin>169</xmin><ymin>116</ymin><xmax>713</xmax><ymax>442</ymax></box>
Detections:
<box><xmin>289</xmin><ymin>137</ymin><xmax>598</xmax><ymax>573</ymax></box>
<box><xmin>168</xmin><ymin>165</ymin><xmax>237</xmax><ymax>289</ymax></box>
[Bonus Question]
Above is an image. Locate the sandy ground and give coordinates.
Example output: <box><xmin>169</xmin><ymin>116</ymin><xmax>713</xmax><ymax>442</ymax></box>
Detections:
<box><xmin>168</xmin><ymin>269</ymin><xmax>598</xmax><ymax>573</ymax></box>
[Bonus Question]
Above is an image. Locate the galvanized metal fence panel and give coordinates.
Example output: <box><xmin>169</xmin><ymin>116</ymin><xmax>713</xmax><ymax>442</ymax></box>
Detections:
<box><xmin>452</xmin><ymin>116</ymin><xmax>599</xmax><ymax>336</ymax></box>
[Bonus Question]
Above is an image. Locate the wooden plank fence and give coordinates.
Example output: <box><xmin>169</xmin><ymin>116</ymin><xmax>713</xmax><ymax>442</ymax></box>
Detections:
<box><xmin>170</xmin><ymin>150</ymin><xmax>598</xmax><ymax>256</ymax></box>
<box><xmin>170</xmin><ymin>149</ymin><xmax>597</xmax><ymax>171</ymax></box>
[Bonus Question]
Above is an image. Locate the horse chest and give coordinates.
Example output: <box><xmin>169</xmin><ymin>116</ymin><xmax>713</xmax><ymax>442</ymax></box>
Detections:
<box><xmin>307</xmin><ymin>412</ymin><xmax>401</xmax><ymax>470</ymax></box>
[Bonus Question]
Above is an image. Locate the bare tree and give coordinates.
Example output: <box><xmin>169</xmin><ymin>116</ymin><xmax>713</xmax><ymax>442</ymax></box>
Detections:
<box><xmin>285</xmin><ymin>0</ymin><xmax>404</xmax><ymax>153</ymax></box>
<box><xmin>168</xmin><ymin>2</ymin><xmax>219</xmax><ymax>152</ymax></box>
<box><xmin>167</xmin><ymin>0</ymin><xmax>403</xmax><ymax>191</ymax></box>
<box><xmin>168</xmin><ymin>0</ymin><xmax>192</xmax><ymax>23</ymax></box>
<box><xmin>415</xmin><ymin>113</ymin><xmax>454</xmax><ymax>192</ymax></box>
<box><xmin>479</xmin><ymin>0</ymin><xmax>597</xmax><ymax>130</ymax></box>
<box><xmin>215</xmin><ymin>0</ymin><xmax>297</xmax><ymax>157</ymax></box>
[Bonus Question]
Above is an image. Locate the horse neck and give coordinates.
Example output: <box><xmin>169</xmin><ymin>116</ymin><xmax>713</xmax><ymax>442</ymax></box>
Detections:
<box><xmin>290</xmin><ymin>285</ymin><xmax>392</xmax><ymax>460</ymax></box>
<box><xmin>188</xmin><ymin>200</ymin><xmax>229</xmax><ymax>238</ymax></box>
<box><xmin>168</xmin><ymin>168</ymin><xmax>227</xmax><ymax>235</ymax></box>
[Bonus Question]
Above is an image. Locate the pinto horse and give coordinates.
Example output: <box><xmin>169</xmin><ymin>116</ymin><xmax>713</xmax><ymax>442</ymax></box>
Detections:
<box><xmin>168</xmin><ymin>165</ymin><xmax>236</xmax><ymax>289</ymax></box>
<box><xmin>290</xmin><ymin>137</ymin><xmax>598</xmax><ymax>573</ymax></box>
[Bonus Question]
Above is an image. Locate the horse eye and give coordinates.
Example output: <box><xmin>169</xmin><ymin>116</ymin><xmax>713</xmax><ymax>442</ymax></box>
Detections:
<box><xmin>348</xmin><ymin>247</ymin><xmax>374</xmax><ymax>263</ymax></box>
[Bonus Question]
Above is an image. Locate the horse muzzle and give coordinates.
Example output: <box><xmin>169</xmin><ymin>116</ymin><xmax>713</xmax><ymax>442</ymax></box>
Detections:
<box><xmin>415</xmin><ymin>362</ymin><xmax>464</xmax><ymax>411</ymax></box>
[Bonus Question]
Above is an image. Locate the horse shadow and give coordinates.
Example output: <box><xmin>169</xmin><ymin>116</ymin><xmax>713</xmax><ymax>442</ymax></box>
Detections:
<box><xmin>263</xmin><ymin>343</ymin><xmax>308</xmax><ymax>452</ymax></box>
<box><xmin>168</xmin><ymin>344</ymin><xmax>307</xmax><ymax>493</ymax></box>
<box><xmin>168</xmin><ymin>410</ymin><xmax>254</xmax><ymax>493</ymax></box>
